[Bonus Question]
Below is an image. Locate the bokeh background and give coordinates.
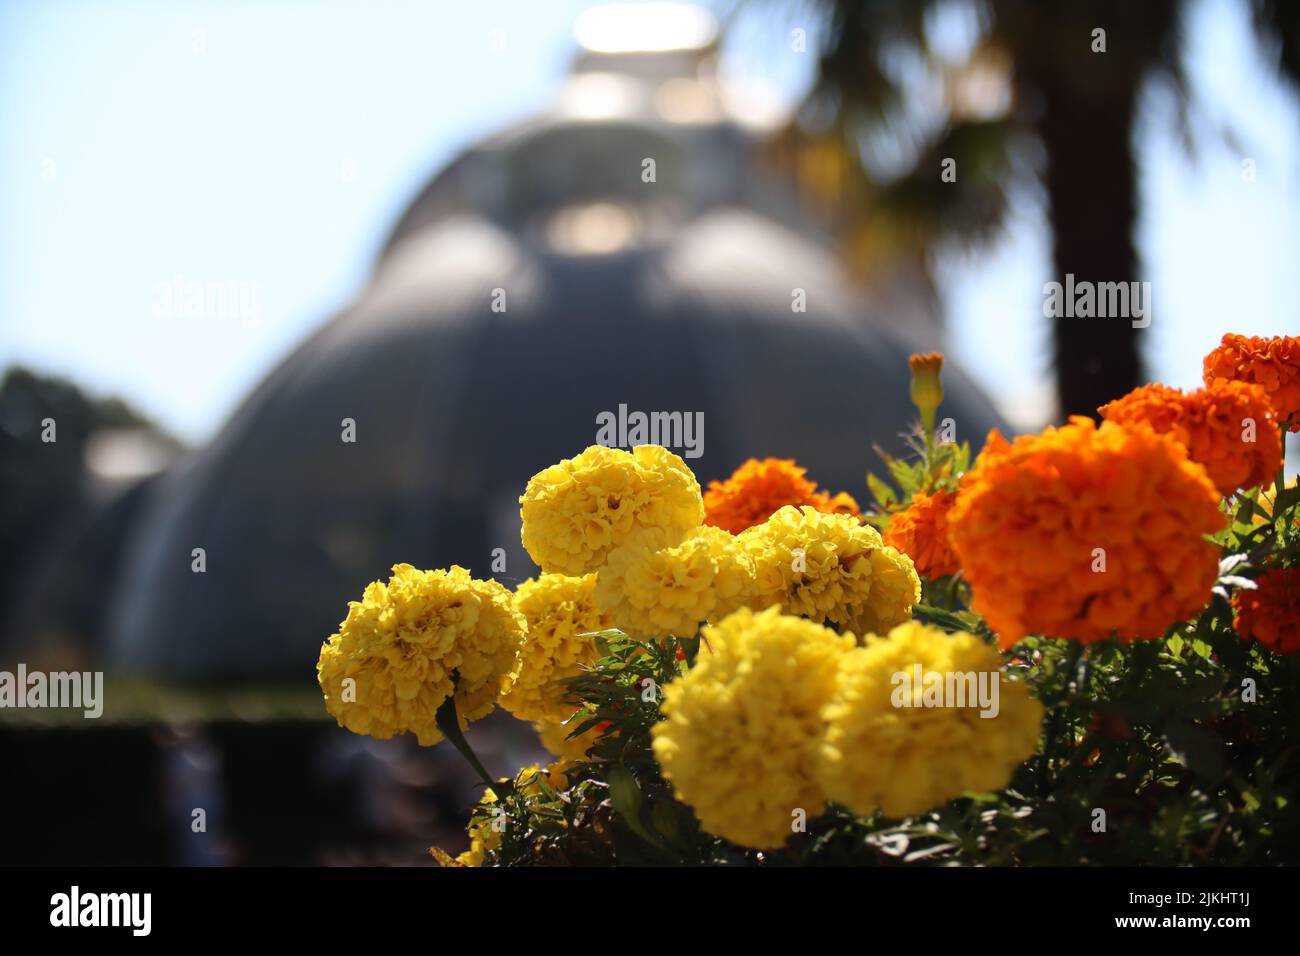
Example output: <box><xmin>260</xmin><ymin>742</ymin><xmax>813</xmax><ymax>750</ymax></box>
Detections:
<box><xmin>1</xmin><ymin>0</ymin><xmax>1297</xmax><ymax>864</ymax></box>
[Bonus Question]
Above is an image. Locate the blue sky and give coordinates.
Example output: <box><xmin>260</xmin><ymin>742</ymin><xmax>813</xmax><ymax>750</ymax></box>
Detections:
<box><xmin>1</xmin><ymin>0</ymin><xmax>1297</xmax><ymax>445</ymax></box>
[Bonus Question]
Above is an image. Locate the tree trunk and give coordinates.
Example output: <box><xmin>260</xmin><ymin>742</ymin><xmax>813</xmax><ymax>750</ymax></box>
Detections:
<box><xmin>995</xmin><ymin>0</ymin><xmax>1180</xmax><ymax>419</ymax></box>
<box><xmin>1037</xmin><ymin>74</ymin><xmax>1144</xmax><ymax>418</ymax></box>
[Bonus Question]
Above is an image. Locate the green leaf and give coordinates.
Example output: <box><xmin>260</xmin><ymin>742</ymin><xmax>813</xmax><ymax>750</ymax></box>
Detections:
<box><xmin>867</xmin><ymin>472</ymin><xmax>897</xmax><ymax>507</ymax></box>
<box><xmin>1233</xmin><ymin>494</ymin><xmax>1262</xmax><ymax>526</ymax></box>
<box><xmin>434</xmin><ymin>689</ymin><xmax>501</xmax><ymax>792</ymax></box>
<box><xmin>887</xmin><ymin>457</ymin><xmax>922</xmax><ymax>497</ymax></box>
<box><xmin>606</xmin><ymin>765</ymin><xmax>668</xmax><ymax>852</ymax></box>
<box><xmin>567</xmin><ymin>715</ymin><xmax>607</xmax><ymax>739</ymax></box>
<box><xmin>913</xmin><ymin>604</ymin><xmax>973</xmax><ymax>633</ymax></box>
<box><xmin>1273</xmin><ymin>482</ymin><xmax>1300</xmax><ymax>514</ymax></box>
<box><xmin>679</xmin><ymin>635</ymin><xmax>701</xmax><ymax>668</ymax></box>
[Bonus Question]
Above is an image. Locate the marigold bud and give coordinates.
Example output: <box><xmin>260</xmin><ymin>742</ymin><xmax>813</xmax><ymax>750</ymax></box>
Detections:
<box><xmin>908</xmin><ymin>352</ymin><xmax>945</xmax><ymax>417</ymax></box>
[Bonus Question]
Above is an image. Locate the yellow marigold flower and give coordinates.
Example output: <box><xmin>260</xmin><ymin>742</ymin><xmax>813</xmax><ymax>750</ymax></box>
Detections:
<box><xmin>695</xmin><ymin>524</ymin><xmax>758</xmax><ymax>619</ymax></box>
<box><xmin>817</xmin><ymin>621</ymin><xmax>1043</xmax><ymax>818</ymax></box>
<box><xmin>651</xmin><ymin>607</ymin><xmax>856</xmax><ymax>849</ymax></box>
<box><xmin>316</xmin><ymin>564</ymin><xmax>525</xmax><ymax>746</ymax></box>
<box><xmin>534</xmin><ymin>719</ymin><xmax>605</xmax><ymax>761</ymax></box>
<box><xmin>594</xmin><ymin>525</ymin><xmax>755</xmax><ymax>639</ymax></box>
<box><xmin>456</xmin><ymin>784</ymin><xmax>511</xmax><ymax>866</ymax></box>
<box><xmin>882</xmin><ymin>488</ymin><xmax>961</xmax><ymax>579</ymax></box>
<box><xmin>1099</xmin><ymin>380</ymin><xmax>1282</xmax><ymax>496</ymax></box>
<box><xmin>499</xmin><ymin>573</ymin><xmax>611</xmax><ymax>724</ymax></box>
<box><xmin>519</xmin><ymin>444</ymin><xmax>704</xmax><ymax>575</ymax></box>
<box><xmin>454</xmin><ymin>815</ymin><xmax>493</xmax><ymax>867</ymax></box>
<box><xmin>703</xmin><ymin>457</ymin><xmax>862</xmax><ymax>534</ymax></box>
<box><xmin>739</xmin><ymin>505</ymin><xmax>920</xmax><ymax>636</ymax></box>
<box><xmin>948</xmin><ymin>418</ymin><xmax>1224</xmax><ymax>647</ymax></box>
<box><xmin>1232</xmin><ymin>565</ymin><xmax>1300</xmax><ymax>655</ymax></box>
<box><xmin>1204</xmin><ymin>333</ymin><xmax>1300</xmax><ymax>431</ymax></box>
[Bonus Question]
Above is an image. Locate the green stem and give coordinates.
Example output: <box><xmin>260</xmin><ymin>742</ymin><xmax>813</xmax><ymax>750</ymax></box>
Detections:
<box><xmin>435</xmin><ymin>693</ymin><xmax>499</xmax><ymax>792</ymax></box>
<box><xmin>1276</xmin><ymin>426</ymin><xmax>1286</xmax><ymax>500</ymax></box>
<box><xmin>1038</xmin><ymin>641</ymin><xmax>1084</xmax><ymax>797</ymax></box>
<box><xmin>944</xmin><ymin>573</ymin><xmax>961</xmax><ymax>612</ymax></box>
<box><xmin>920</xmin><ymin>408</ymin><xmax>936</xmax><ymax>482</ymax></box>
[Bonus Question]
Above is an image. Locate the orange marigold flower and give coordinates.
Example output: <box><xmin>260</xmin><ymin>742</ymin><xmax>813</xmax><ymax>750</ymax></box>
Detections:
<box><xmin>882</xmin><ymin>488</ymin><xmax>960</xmax><ymax>578</ymax></box>
<box><xmin>948</xmin><ymin>417</ymin><xmax>1224</xmax><ymax>648</ymax></box>
<box><xmin>703</xmin><ymin>457</ymin><xmax>861</xmax><ymax>534</ymax></box>
<box><xmin>1232</xmin><ymin>566</ymin><xmax>1300</xmax><ymax>655</ymax></box>
<box><xmin>1203</xmin><ymin>333</ymin><xmax>1300</xmax><ymax>431</ymax></box>
<box><xmin>1099</xmin><ymin>380</ymin><xmax>1282</xmax><ymax>496</ymax></box>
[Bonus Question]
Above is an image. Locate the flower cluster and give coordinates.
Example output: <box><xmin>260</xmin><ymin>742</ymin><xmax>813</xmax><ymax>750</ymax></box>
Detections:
<box><xmin>703</xmin><ymin>457</ymin><xmax>861</xmax><ymax>533</ymax></box>
<box><xmin>818</xmin><ymin>621</ymin><xmax>1043</xmax><ymax>818</ymax></box>
<box><xmin>652</xmin><ymin>607</ymin><xmax>1042</xmax><ymax>847</ymax></box>
<box><xmin>517</xmin><ymin>448</ymin><xmax>918</xmax><ymax>645</ymax></box>
<box><xmin>1203</xmin><ymin>333</ymin><xmax>1300</xmax><ymax>431</ymax></box>
<box><xmin>320</xmin><ymin>330</ymin><xmax>1300</xmax><ymax>869</ymax></box>
<box><xmin>948</xmin><ymin>418</ymin><xmax>1224</xmax><ymax>646</ymax></box>
<box><xmin>316</xmin><ymin>564</ymin><xmax>525</xmax><ymax>745</ymax></box>
<box><xmin>1099</xmin><ymin>380</ymin><xmax>1281</xmax><ymax>496</ymax></box>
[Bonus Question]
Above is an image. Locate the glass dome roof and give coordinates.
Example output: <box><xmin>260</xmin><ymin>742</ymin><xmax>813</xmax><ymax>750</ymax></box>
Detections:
<box><xmin>104</xmin><ymin>10</ymin><xmax>1006</xmax><ymax>678</ymax></box>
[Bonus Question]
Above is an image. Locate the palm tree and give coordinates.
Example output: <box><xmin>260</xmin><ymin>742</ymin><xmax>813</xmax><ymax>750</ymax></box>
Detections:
<box><xmin>768</xmin><ymin>0</ymin><xmax>1299</xmax><ymax>419</ymax></box>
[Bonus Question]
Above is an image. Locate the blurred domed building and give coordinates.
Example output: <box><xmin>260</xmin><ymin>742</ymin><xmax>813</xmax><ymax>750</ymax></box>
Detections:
<box><xmin>104</xmin><ymin>5</ymin><xmax>1005</xmax><ymax>679</ymax></box>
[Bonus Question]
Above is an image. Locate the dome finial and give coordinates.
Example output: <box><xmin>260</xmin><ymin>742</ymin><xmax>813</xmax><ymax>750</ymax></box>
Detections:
<box><xmin>573</xmin><ymin>3</ymin><xmax>718</xmax><ymax>56</ymax></box>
